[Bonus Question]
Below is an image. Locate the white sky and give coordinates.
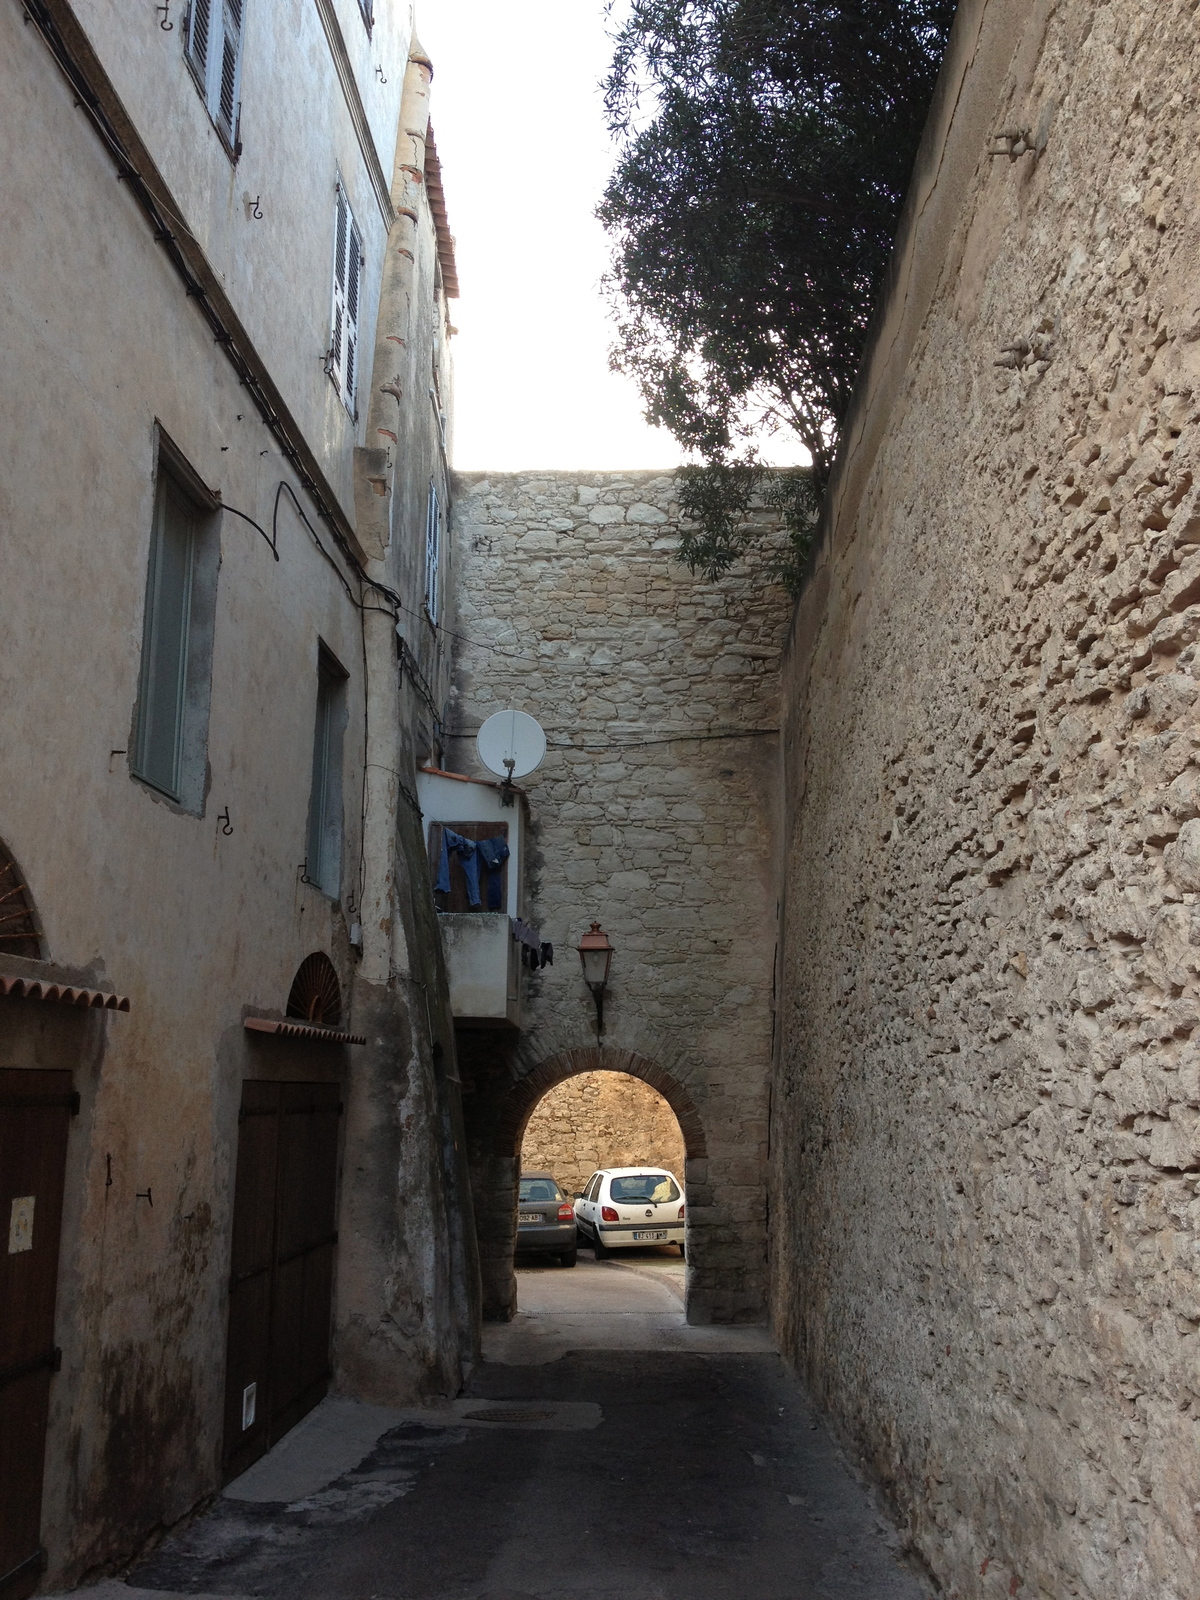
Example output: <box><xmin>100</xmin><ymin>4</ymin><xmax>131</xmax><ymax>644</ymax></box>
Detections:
<box><xmin>417</xmin><ymin>1</ymin><xmax>684</xmax><ymax>472</ymax></box>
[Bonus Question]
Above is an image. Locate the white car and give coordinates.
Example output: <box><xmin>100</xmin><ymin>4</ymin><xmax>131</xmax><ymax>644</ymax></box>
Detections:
<box><xmin>573</xmin><ymin>1166</ymin><xmax>686</xmax><ymax>1259</ymax></box>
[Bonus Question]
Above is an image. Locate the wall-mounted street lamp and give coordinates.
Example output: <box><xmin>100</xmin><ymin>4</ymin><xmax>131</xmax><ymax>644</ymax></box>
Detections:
<box><xmin>577</xmin><ymin>921</ymin><xmax>613</xmax><ymax>1037</ymax></box>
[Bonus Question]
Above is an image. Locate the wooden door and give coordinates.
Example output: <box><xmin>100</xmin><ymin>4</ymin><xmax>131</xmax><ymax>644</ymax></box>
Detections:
<box><xmin>0</xmin><ymin>1070</ymin><xmax>73</xmax><ymax>1600</ymax></box>
<box><xmin>223</xmin><ymin>1080</ymin><xmax>341</xmax><ymax>1481</ymax></box>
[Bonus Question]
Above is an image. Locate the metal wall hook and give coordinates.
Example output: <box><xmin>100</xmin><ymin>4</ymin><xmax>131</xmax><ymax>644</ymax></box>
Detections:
<box><xmin>375</xmin><ymin>64</ymin><xmax>387</xmax><ymax>83</ymax></box>
<box><xmin>249</xmin><ymin>195</ymin><xmax>262</xmax><ymax>219</ymax></box>
<box><xmin>156</xmin><ymin>0</ymin><xmax>173</xmax><ymax>28</ymax></box>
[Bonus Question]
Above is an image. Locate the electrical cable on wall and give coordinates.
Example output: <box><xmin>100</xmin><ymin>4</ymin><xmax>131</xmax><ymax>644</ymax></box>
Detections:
<box><xmin>23</xmin><ymin>0</ymin><xmax>453</xmax><ymax>932</ymax></box>
<box><xmin>221</xmin><ymin>503</ymin><xmax>278</xmax><ymax>560</ymax></box>
<box><xmin>445</xmin><ymin>726</ymin><xmax>778</xmax><ymax>752</ymax></box>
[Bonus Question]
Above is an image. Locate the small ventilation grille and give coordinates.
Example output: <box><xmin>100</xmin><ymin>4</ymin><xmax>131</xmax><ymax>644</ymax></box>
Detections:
<box><xmin>0</xmin><ymin>849</ymin><xmax>40</xmax><ymax>959</ymax></box>
<box><xmin>286</xmin><ymin>952</ymin><xmax>341</xmax><ymax>1027</ymax></box>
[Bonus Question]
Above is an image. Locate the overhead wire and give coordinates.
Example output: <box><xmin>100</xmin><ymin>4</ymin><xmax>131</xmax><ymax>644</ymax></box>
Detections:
<box><xmin>444</xmin><ymin>727</ymin><xmax>778</xmax><ymax>751</ymax></box>
<box><xmin>30</xmin><ymin>0</ymin><xmax>775</xmax><ymax>840</ymax></box>
<box><xmin>20</xmin><ymin>0</ymin><xmax>368</xmax><ymax>579</ymax></box>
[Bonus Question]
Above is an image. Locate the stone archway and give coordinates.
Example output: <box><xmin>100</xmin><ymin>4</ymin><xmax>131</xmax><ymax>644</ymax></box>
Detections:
<box><xmin>497</xmin><ymin>1045</ymin><xmax>707</xmax><ymax>1165</ymax></box>
<box><xmin>466</xmin><ymin>1042</ymin><xmax>708</xmax><ymax>1323</ymax></box>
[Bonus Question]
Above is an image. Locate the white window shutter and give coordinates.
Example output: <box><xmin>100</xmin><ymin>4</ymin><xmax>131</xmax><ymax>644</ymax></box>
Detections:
<box><xmin>425</xmin><ymin>483</ymin><xmax>441</xmax><ymax>619</ymax></box>
<box><xmin>216</xmin><ymin>0</ymin><xmax>244</xmax><ymax>147</ymax></box>
<box><xmin>328</xmin><ymin>186</ymin><xmax>362</xmax><ymax>418</ymax></box>
<box><xmin>185</xmin><ymin>0</ymin><xmax>244</xmax><ymax>150</ymax></box>
<box><xmin>344</xmin><ymin>218</ymin><xmax>361</xmax><ymax>416</ymax></box>
<box><xmin>185</xmin><ymin>0</ymin><xmax>212</xmax><ymax>83</ymax></box>
<box><xmin>329</xmin><ymin>186</ymin><xmax>349</xmax><ymax>400</ymax></box>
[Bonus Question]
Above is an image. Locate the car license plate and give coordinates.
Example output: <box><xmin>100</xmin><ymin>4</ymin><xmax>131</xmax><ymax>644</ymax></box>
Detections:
<box><xmin>518</xmin><ymin>1213</ymin><xmax>541</xmax><ymax>1223</ymax></box>
<box><xmin>632</xmin><ymin>1230</ymin><xmax>667</xmax><ymax>1241</ymax></box>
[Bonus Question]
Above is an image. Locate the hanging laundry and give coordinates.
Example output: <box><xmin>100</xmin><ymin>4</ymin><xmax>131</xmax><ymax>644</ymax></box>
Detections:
<box><xmin>511</xmin><ymin>917</ymin><xmax>541</xmax><ymax>951</ymax></box>
<box><xmin>475</xmin><ymin>835</ymin><xmax>510</xmax><ymax>910</ymax></box>
<box><xmin>435</xmin><ymin>828</ymin><xmax>482</xmax><ymax>908</ymax></box>
<box><xmin>539</xmin><ymin>942</ymin><xmax>554</xmax><ymax>968</ymax></box>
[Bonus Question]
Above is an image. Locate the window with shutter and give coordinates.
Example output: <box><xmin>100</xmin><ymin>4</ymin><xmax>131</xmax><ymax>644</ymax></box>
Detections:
<box><xmin>424</xmin><ymin>482</ymin><xmax>442</xmax><ymax>621</ymax></box>
<box><xmin>185</xmin><ymin>0</ymin><xmax>211</xmax><ymax>81</ymax></box>
<box><xmin>306</xmin><ymin>647</ymin><xmax>348</xmax><ymax>898</ymax></box>
<box><xmin>184</xmin><ymin>0</ymin><xmax>244</xmax><ymax>155</ymax></box>
<box><xmin>327</xmin><ymin>183</ymin><xmax>363</xmax><ymax>419</ymax></box>
<box><xmin>132</xmin><ymin>442</ymin><xmax>220</xmax><ymax>813</ymax></box>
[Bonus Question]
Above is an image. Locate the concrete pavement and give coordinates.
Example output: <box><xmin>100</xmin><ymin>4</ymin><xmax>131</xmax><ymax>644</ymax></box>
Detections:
<box><xmin>52</xmin><ymin>1257</ymin><xmax>929</xmax><ymax>1600</ymax></box>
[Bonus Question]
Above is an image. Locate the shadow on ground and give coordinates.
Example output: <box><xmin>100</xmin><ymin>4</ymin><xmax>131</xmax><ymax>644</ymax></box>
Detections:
<box><xmin>63</xmin><ymin>1261</ymin><xmax>929</xmax><ymax>1600</ymax></box>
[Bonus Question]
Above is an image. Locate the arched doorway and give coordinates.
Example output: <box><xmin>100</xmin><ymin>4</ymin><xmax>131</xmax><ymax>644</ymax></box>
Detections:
<box><xmin>224</xmin><ymin>952</ymin><xmax>347</xmax><ymax>1480</ymax></box>
<box><xmin>0</xmin><ymin>841</ymin><xmax>74</xmax><ymax>1597</ymax></box>
<box><xmin>475</xmin><ymin>1046</ymin><xmax>706</xmax><ymax>1322</ymax></box>
<box><xmin>521</xmin><ymin>1070</ymin><xmax>686</xmax><ymax>1202</ymax></box>
<box><xmin>498</xmin><ymin>1047</ymin><xmax>707</xmax><ymax>1163</ymax></box>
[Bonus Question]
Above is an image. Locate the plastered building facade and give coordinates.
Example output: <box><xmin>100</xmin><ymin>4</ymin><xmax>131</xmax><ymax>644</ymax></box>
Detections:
<box><xmin>0</xmin><ymin>2</ymin><xmax>474</xmax><ymax>1590</ymax></box>
<box><xmin>443</xmin><ymin>472</ymin><xmax>791</xmax><ymax>1325</ymax></box>
<box><xmin>775</xmin><ymin>0</ymin><xmax>1200</xmax><ymax>1594</ymax></box>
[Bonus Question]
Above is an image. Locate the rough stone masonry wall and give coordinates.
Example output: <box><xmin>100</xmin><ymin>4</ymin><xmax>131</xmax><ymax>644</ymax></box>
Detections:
<box><xmin>775</xmin><ymin>0</ymin><xmax>1200</xmax><ymax>1596</ymax></box>
<box><xmin>520</xmin><ymin>1071</ymin><xmax>687</xmax><ymax>1198</ymax></box>
<box><xmin>448</xmin><ymin>471</ymin><xmax>790</xmax><ymax>1322</ymax></box>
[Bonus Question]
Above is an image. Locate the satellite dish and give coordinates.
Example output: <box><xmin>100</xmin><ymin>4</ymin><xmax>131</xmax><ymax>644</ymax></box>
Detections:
<box><xmin>476</xmin><ymin>709</ymin><xmax>547</xmax><ymax>780</ymax></box>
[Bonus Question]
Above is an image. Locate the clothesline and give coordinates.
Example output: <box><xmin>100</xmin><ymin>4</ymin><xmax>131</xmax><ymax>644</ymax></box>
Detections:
<box><xmin>434</xmin><ymin>826</ymin><xmax>509</xmax><ymax>910</ymax></box>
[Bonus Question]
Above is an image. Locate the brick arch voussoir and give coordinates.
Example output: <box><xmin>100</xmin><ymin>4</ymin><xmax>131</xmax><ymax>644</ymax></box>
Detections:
<box><xmin>497</xmin><ymin>1046</ymin><xmax>707</xmax><ymax>1162</ymax></box>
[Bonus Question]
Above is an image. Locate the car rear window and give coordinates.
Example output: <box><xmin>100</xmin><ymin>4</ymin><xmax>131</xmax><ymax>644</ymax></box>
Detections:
<box><xmin>609</xmin><ymin>1174</ymin><xmax>680</xmax><ymax>1203</ymax></box>
<box><xmin>519</xmin><ymin>1179</ymin><xmax>563</xmax><ymax>1202</ymax></box>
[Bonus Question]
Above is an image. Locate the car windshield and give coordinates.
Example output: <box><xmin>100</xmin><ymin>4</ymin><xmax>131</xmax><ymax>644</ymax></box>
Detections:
<box><xmin>519</xmin><ymin>1179</ymin><xmax>562</xmax><ymax>1203</ymax></box>
<box><xmin>609</xmin><ymin>1174</ymin><xmax>680</xmax><ymax>1203</ymax></box>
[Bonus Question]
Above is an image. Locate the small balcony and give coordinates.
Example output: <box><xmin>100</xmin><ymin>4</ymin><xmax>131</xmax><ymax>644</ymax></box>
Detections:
<box><xmin>417</xmin><ymin>766</ymin><xmax>530</xmax><ymax>1031</ymax></box>
<box><xmin>438</xmin><ymin>912</ymin><xmax>521</xmax><ymax>1028</ymax></box>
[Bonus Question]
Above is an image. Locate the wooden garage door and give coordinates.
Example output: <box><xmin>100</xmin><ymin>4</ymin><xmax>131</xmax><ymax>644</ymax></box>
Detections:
<box><xmin>0</xmin><ymin>1070</ymin><xmax>73</xmax><ymax>1600</ymax></box>
<box><xmin>222</xmin><ymin>1080</ymin><xmax>341</xmax><ymax>1482</ymax></box>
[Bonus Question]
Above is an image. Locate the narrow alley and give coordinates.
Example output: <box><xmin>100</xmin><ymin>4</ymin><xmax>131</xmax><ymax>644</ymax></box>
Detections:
<box><xmin>6</xmin><ymin>1</ymin><xmax>1200</xmax><ymax>1597</ymax></box>
<box><xmin>70</xmin><ymin>1257</ymin><xmax>925</xmax><ymax>1600</ymax></box>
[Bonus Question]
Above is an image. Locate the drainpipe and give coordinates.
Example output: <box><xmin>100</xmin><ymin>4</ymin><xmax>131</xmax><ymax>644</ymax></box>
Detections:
<box><xmin>354</xmin><ymin>37</ymin><xmax>433</xmax><ymax>986</ymax></box>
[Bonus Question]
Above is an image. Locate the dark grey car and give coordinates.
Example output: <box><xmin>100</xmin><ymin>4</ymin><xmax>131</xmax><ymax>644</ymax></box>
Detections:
<box><xmin>516</xmin><ymin>1172</ymin><xmax>577</xmax><ymax>1266</ymax></box>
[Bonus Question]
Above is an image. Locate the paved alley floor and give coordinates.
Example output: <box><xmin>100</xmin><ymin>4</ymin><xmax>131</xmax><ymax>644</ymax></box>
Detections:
<box><xmin>59</xmin><ymin>1255</ymin><xmax>929</xmax><ymax>1600</ymax></box>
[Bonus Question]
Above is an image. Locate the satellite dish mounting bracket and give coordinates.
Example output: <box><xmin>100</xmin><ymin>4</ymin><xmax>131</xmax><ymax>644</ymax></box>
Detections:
<box><xmin>476</xmin><ymin>710</ymin><xmax>547</xmax><ymax>794</ymax></box>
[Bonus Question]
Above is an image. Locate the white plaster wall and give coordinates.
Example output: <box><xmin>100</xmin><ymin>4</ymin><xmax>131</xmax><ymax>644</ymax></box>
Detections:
<box><xmin>0</xmin><ymin>3</ymin><xmax>471</xmax><ymax>1583</ymax></box>
<box><xmin>71</xmin><ymin>0</ymin><xmax>415</xmax><ymax>515</ymax></box>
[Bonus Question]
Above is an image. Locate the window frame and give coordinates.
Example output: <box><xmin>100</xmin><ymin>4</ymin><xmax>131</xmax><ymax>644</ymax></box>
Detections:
<box><xmin>327</xmin><ymin>181</ymin><xmax>364</xmax><ymax>420</ymax></box>
<box><xmin>184</xmin><ymin>0</ymin><xmax>246</xmax><ymax>157</ymax></box>
<box><xmin>424</xmin><ymin>480</ymin><xmax>442</xmax><ymax>623</ymax></box>
<box><xmin>131</xmin><ymin>432</ymin><xmax>221</xmax><ymax>812</ymax></box>
<box><xmin>305</xmin><ymin>644</ymin><xmax>349</xmax><ymax>899</ymax></box>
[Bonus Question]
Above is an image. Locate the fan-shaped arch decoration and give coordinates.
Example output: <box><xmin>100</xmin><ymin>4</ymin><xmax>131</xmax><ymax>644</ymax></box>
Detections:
<box><xmin>286</xmin><ymin>952</ymin><xmax>342</xmax><ymax>1027</ymax></box>
<box><xmin>0</xmin><ymin>843</ymin><xmax>41</xmax><ymax>960</ymax></box>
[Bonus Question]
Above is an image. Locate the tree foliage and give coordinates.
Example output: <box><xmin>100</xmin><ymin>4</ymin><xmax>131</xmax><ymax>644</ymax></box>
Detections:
<box><xmin>674</xmin><ymin>463</ymin><xmax>821</xmax><ymax>592</ymax></box>
<box><xmin>600</xmin><ymin>0</ymin><xmax>955</xmax><ymax>584</ymax></box>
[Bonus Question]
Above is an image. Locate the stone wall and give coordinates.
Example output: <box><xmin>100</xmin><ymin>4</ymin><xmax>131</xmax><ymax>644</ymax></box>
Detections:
<box><xmin>775</xmin><ymin>0</ymin><xmax>1200</xmax><ymax>1595</ymax></box>
<box><xmin>520</xmin><ymin>1070</ymin><xmax>687</xmax><ymax>1197</ymax></box>
<box><xmin>447</xmin><ymin>470</ymin><xmax>791</xmax><ymax>1323</ymax></box>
